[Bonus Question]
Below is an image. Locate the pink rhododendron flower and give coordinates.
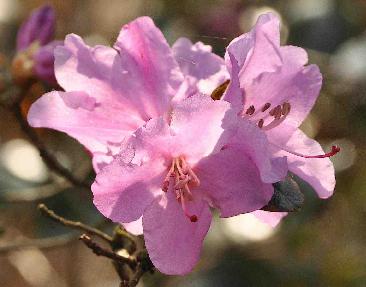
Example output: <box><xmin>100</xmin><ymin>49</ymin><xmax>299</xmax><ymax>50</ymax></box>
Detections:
<box><xmin>28</xmin><ymin>17</ymin><xmax>227</xmax><ymax>173</ymax></box>
<box><xmin>224</xmin><ymin>13</ymin><xmax>339</xmax><ymax>225</ymax></box>
<box><xmin>92</xmin><ymin>94</ymin><xmax>287</xmax><ymax>274</ymax></box>
<box><xmin>28</xmin><ymin>16</ymin><xmax>288</xmax><ymax>274</ymax></box>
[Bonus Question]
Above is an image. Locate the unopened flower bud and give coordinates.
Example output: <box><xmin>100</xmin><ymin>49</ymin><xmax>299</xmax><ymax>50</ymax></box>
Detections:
<box><xmin>34</xmin><ymin>41</ymin><xmax>62</xmax><ymax>85</ymax></box>
<box><xmin>16</xmin><ymin>5</ymin><xmax>55</xmax><ymax>52</ymax></box>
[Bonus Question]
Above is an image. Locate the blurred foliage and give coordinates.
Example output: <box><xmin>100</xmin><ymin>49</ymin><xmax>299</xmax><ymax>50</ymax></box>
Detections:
<box><xmin>0</xmin><ymin>0</ymin><xmax>365</xmax><ymax>286</ymax></box>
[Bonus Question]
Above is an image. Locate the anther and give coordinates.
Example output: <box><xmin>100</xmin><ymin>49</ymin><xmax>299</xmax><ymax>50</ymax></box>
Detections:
<box><xmin>190</xmin><ymin>215</ymin><xmax>198</xmax><ymax>222</ymax></box>
<box><xmin>261</xmin><ymin>102</ymin><xmax>271</xmax><ymax>112</ymax></box>
<box><xmin>258</xmin><ymin>119</ymin><xmax>264</xmax><ymax>128</ymax></box>
<box><xmin>282</xmin><ymin>102</ymin><xmax>291</xmax><ymax>116</ymax></box>
<box><xmin>162</xmin><ymin>181</ymin><xmax>170</xmax><ymax>192</ymax></box>
<box><xmin>269</xmin><ymin>105</ymin><xmax>281</xmax><ymax>116</ymax></box>
<box><xmin>245</xmin><ymin>105</ymin><xmax>255</xmax><ymax>115</ymax></box>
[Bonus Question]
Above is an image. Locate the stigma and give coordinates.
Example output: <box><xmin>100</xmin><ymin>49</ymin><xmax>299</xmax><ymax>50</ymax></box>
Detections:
<box><xmin>161</xmin><ymin>157</ymin><xmax>200</xmax><ymax>223</ymax></box>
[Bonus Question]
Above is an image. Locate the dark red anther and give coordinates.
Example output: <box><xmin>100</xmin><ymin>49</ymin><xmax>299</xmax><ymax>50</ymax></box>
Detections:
<box><xmin>261</xmin><ymin>102</ymin><xmax>271</xmax><ymax>112</ymax></box>
<box><xmin>269</xmin><ymin>105</ymin><xmax>281</xmax><ymax>117</ymax></box>
<box><xmin>190</xmin><ymin>215</ymin><xmax>198</xmax><ymax>222</ymax></box>
<box><xmin>282</xmin><ymin>102</ymin><xmax>291</xmax><ymax>115</ymax></box>
<box><xmin>162</xmin><ymin>181</ymin><xmax>169</xmax><ymax>192</ymax></box>
<box><xmin>245</xmin><ymin>105</ymin><xmax>255</xmax><ymax>115</ymax></box>
<box><xmin>258</xmin><ymin>119</ymin><xmax>264</xmax><ymax>128</ymax></box>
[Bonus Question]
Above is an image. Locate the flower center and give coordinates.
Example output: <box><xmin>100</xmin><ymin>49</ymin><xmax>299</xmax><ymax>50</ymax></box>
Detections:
<box><xmin>243</xmin><ymin>102</ymin><xmax>291</xmax><ymax>131</ymax></box>
<box><xmin>161</xmin><ymin>157</ymin><xmax>200</xmax><ymax>222</ymax></box>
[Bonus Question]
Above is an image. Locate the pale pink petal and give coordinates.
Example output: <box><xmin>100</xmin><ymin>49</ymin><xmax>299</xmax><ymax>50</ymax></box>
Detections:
<box><xmin>130</xmin><ymin>95</ymin><xmax>230</xmax><ymax>165</ymax></box>
<box><xmin>225</xmin><ymin>13</ymin><xmax>282</xmax><ymax>84</ymax></box>
<box><xmin>128</xmin><ymin>117</ymin><xmax>172</xmax><ymax>164</ymax></box>
<box><xmin>172</xmin><ymin>37</ymin><xmax>229</xmax><ymax>95</ymax></box>
<box><xmin>92</xmin><ymin>140</ymin><xmax>134</xmax><ymax>172</ymax></box>
<box><xmin>222</xmin><ymin>52</ymin><xmax>244</xmax><ymax>108</ymax></box>
<box><xmin>252</xmin><ymin>210</ymin><xmax>287</xmax><ymax>227</ymax></box>
<box><xmin>28</xmin><ymin>91</ymin><xmax>144</xmax><ymax>154</ymax></box>
<box><xmin>114</xmin><ymin>16</ymin><xmax>183</xmax><ymax>118</ymax></box>
<box><xmin>271</xmin><ymin>128</ymin><xmax>336</xmax><ymax>199</ymax></box>
<box><xmin>170</xmin><ymin>94</ymin><xmax>230</xmax><ymax>164</ymax></box>
<box><xmin>143</xmin><ymin>192</ymin><xmax>211</xmax><ymax>275</ymax></box>
<box><xmin>92</xmin><ymin>155</ymin><xmax>166</xmax><ymax>223</ymax></box>
<box><xmin>92</xmin><ymin>153</ymin><xmax>114</xmax><ymax>173</ymax></box>
<box><xmin>122</xmin><ymin>217</ymin><xmax>143</xmax><ymax>236</ymax></box>
<box><xmin>224</xmin><ymin>118</ymin><xmax>288</xmax><ymax>183</ymax></box>
<box><xmin>195</xmin><ymin>146</ymin><xmax>274</xmax><ymax>217</ymax></box>
<box><xmin>55</xmin><ymin>35</ymin><xmax>120</xmax><ymax>98</ymax></box>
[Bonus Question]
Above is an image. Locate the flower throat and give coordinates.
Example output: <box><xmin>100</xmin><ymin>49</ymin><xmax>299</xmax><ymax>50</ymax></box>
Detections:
<box><xmin>162</xmin><ymin>157</ymin><xmax>200</xmax><ymax>223</ymax></box>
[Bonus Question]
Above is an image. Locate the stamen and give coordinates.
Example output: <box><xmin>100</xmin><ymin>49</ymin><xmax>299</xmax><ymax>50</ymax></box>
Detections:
<box><xmin>181</xmin><ymin>158</ymin><xmax>200</xmax><ymax>186</ymax></box>
<box><xmin>282</xmin><ymin>145</ymin><xmax>340</xmax><ymax>159</ymax></box>
<box><xmin>162</xmin><ymin>160</ymin><xmax>176</xmax><ymax>192</ymax></box>
<box><xmin>261</xmin><ymin>103</ymin><xmax>271</xmax><ymax>112</ymax></box>
<box><xmin>161</xmin><ymin>156</ymin><xmax>201</xmax><ymax>222</ymax></box>
<box><xmin>180</xmin><ymin>190</ymin><xmax>198</xmax><ymax>223</ymax></box>
<box><xmin>262</xmin><ymin>103</ymin><xmax>291</xmax><ymax>131</ymax></box>
<box><xmin>262</xmin><ymin>116</ymin><xmax>287</xmax><ymax>131</ymax></box>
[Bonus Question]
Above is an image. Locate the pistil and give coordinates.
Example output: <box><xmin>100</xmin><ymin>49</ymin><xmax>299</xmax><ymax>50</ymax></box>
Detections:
<box><xmin>282</xmin><ymin>145</ymin><xmax>340</xmax><ymax>159</ymax></box>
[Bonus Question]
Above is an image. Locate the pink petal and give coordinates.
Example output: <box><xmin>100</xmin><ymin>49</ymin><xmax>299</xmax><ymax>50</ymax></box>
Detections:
<box><xmin>122</xmin><ymin>217</ymin><xmax>143</xmax><ymax>236</ymax></box>
<box><xmin>130</xmin><ymin>94</ymin><xmax>230</xmax><ymax>165</ymax></box>
<box><xmin>225</xmin><ymin>118</ymin><xmax>288</xmax><ymax>183</ymax></box>
<box><xmin>222</xmin><ymin>52</ymin><xmax>244</xmax><ymax>108</ymax></box>
<box><xmin>225</xmin><ymin>13</ymin><xmax>282</xmax><ymax>85</ymax></box>
<box><xmin>114</xmin><ymin>16</ymin><xmax>183</xmax><ymax>118</ymax></box>
<box><xmin>55</xmin><ymin>34</ymin><xmax>121</xmax><ymax>99</ymax></box>
<box><xmin>172</xmin><ymin>37</ymin><xmax>229</xmax><ymax>95</ymax></box>
<box><xmin>170</xmin><ymin>94</ymin><xmax>230</xmax><ymax>164</ymax></box>
<box><xmin>28</xmin><ymin>91</ymin><xmax>144</xmax><ymax>154</ymax></box>
<box><xmin>252</xmin><ymin>210</ymin><xmax>287</xmax><ymax>227</ymax></box>
<box><xmin>91</xmin><ymin>155</ymin><xmax>166</xmax><ymax>223</ymax></box>
<box><xmin>143</xmin><ymin>191</ymin><xmax>212</xmax><ymax>275</ymax></box>
<box><xmin>271</xmin><ymin>128</ymin><xmax>336</xmax><ymax>199</ymax></box>
<box><xmin>195</xmin><ymin>146</ymin><xmax>274</xmax><ymax>217</ymax></box>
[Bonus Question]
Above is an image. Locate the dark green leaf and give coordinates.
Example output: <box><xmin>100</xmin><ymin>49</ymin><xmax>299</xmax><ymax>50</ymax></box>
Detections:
<box><xmin>262</xmin><ymin>174</ymin><xmax>304</xmax><ymax>212</ymax></box>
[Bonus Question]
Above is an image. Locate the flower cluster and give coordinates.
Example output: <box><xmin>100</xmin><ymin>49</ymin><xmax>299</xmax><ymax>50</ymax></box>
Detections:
<box><xmin>28</xmin><ymin>14</ymin><xmax>338</xmax><ymax>274</ymax></box>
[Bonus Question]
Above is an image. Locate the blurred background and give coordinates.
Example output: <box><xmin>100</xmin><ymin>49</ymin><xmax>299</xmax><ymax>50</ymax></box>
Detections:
<box><xmin>0</xmin><ymin>0</ymin><xmax>365</xmax><ymax>286</ymax></box>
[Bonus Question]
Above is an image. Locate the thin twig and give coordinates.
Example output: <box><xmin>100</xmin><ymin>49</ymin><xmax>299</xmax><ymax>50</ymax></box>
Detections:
<box><xmin>12</xmin><ymin>103</ymin><xmax>90</xmax><ymax>189</ymax></box>
<box><xmin>128</xmin><ymin>264</ymin><xmax>145</xmax><ymax>287</ymax></box>
<box><xmin>38</xmin><ymin>203</ymin><xmax>113</xmax><ymax>243</ymax></box>
<box><xmin>79</xmin><ymin>234</ymin><xmax>136</xmax><ymax>268</ymax></box>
